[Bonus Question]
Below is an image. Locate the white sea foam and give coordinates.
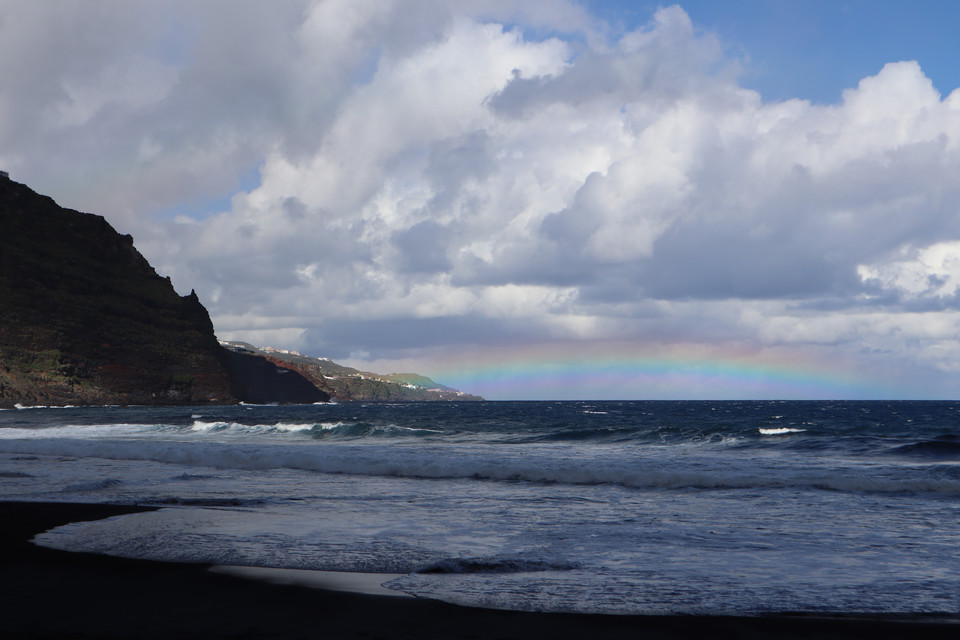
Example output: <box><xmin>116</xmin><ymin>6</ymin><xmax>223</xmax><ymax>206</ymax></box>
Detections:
<box><xmin>13</xmin><ymin>403</ymin><xmax>81</xmax><ymax>409</ymax></box>
<box><xmin>188</xmin><ymin>420</ymin><xmax>326</xmax><ymax>434</ymax></box>
<box><xmin>759</xmin><ymin>427</ymin><xmax>807</xmax><ymax>435</ymax></box>
<box><xmin>391</xmin><ymin>425</ymin><xmax>443</xmax><ymax>434</ymax></box>
<box><xmin>0</xmin><ymin>422</ymin><xmax>163</xmax><ymax>438</ymax></box>
<box><xmin>1</xmin><ymin>419</ymin><xmax>444</xmax><ymax>444</ymax></box>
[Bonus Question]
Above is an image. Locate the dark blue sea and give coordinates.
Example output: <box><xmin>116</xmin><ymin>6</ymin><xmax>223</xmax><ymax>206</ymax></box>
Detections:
<box><xmin>2</xmin><ymin>400</ymin><xmax>959</xmax><ymax>615</ymax></box>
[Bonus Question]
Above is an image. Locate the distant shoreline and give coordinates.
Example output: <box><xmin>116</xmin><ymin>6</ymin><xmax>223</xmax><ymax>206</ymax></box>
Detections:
<box><xmin>0</xmin><ymin>398</ymin><xmax>476</xmax><ymax>410</ymax></box>
<box><xmin>2</xmin><ymin>500</ymin><xmax>957</xmax><ymax>639</ymax></box>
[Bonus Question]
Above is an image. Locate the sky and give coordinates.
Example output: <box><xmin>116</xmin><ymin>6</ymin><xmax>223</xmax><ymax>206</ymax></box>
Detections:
<box><xmin>3</xmin><ymin>0</ymin><xmax>960</xmax><ymax>400</ymax></box>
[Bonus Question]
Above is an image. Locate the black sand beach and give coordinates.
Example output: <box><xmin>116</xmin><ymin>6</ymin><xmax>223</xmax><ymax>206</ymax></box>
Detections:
<box><xmin>1</xmin><ymin>501</ymin><xmax>956</xmax><ymax>640</ymax></box>
<box><xmin>0</xmin><ymin>502</ymin><xmax>960</xmax><ymax>640</ymax></box>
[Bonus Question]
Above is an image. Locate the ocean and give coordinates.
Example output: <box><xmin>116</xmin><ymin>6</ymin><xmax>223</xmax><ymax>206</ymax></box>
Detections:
<box><xmin>1</xmin><ymin>400</ymin><xmax>959</xmax><ymax>616</ymax></box>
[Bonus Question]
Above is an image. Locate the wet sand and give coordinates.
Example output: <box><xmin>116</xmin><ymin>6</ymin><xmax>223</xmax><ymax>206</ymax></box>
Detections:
<box><xmin>1</xmin><ymin>501</ymin><xmax>956</xmax><ymax>639</ymax></box>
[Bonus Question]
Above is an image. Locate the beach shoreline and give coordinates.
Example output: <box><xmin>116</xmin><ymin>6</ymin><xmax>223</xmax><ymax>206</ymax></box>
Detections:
<box><xmin>1</xmin><ymin>500</ymin><xmax>957</xmax><ymax>639</ymax></box>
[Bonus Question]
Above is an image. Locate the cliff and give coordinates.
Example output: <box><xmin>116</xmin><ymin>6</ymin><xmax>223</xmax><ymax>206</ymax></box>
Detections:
<box><xmin>0</xmin><ymin>176</ymin><xmax>327</xmax><ymax>407</ymax></box>
<box><xmin>221</xmin><ymin>342</ymin><xmax>483</xmax><ymax>402</ymax></box>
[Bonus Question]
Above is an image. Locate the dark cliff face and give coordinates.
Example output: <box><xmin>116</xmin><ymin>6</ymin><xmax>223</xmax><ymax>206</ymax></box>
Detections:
<box><xmin>0</xmin><ymin>177</ymin><xmax>328</xmax><ymax>407</ymax></box>
<box><xmin>225</xmin><ymin>351</ymin><xmax>329</xmax><ymax>404</ymax></box>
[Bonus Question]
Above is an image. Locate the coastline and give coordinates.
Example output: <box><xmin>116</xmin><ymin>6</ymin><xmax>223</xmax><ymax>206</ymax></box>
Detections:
<box><xmin>1</xmin><ymin>501</ymin><xmax>957</xmax><ymax>639</ymax></box>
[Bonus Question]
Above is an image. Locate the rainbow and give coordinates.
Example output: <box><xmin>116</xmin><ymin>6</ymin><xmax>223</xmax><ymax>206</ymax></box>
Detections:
<box><xmin>421</xmin><ymin>342</ymin><xmax>895</xmax><ymax>400</ymax></box>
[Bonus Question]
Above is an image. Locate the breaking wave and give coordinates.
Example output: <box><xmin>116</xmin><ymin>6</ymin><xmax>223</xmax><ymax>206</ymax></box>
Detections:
<box><xmin>188</xmin><ymin>419</ymin><xmax>443</xmax><ymax>439</ymax></box>
<box><xmin>0</xmin><ymin>420</ymin><xmax>441</xmax><ymax>441</ymax></box>
<box><xmin>759</xmin><ymin>427</ymin><xmax>807</xmax><ymax>435</ymax></box>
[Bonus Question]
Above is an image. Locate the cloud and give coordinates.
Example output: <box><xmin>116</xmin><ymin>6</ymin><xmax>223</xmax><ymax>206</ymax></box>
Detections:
<box><xmin>4</xmin><ymin>1</ymin><xmax>960</xmax><ymax>397</ymax></box>
<box><xmin>859</xmin><ymin>240</ymin><xmax>960</xmax><ymax>306</ymax></box>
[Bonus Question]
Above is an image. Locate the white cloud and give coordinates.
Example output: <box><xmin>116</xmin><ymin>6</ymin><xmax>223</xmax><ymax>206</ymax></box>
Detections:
<box><xmin>859</xmin><ymin>241</ymin><xmax>960</xmax><ymax>299</ymax></box>
<box><xmin>5</xmin><ymin>1</ymin><xmax>960</xmax><ymax>397</ymax></box>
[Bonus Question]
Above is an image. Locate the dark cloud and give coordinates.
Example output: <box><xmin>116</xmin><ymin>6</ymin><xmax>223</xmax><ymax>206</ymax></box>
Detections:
<box><xmin>393</xmin><ymin>221</ymin><xmax>452</xmax><ymax>273</ymax></box>
<box><xmin>301</xmin><ymin>315</ymin><xmax>544</xmax><ymax>360</ymax></box>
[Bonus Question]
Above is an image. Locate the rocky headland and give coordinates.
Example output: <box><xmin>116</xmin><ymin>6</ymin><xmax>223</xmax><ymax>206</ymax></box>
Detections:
<box><xmin>221</xmin><ymin>342</ymin><xmax>483</xmax><ymax>402</ymax></box>
<box><xmin>0</xmin><ymin>175</ymin><xmax>477</xmax><ymax>406</ymax></box>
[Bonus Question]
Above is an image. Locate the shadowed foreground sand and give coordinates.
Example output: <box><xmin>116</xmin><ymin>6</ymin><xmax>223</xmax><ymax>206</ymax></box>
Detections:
<box><xmin>1</xmin><ymin>501</ymin><xmax>956</xmax><ymax>640</ymax></box>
